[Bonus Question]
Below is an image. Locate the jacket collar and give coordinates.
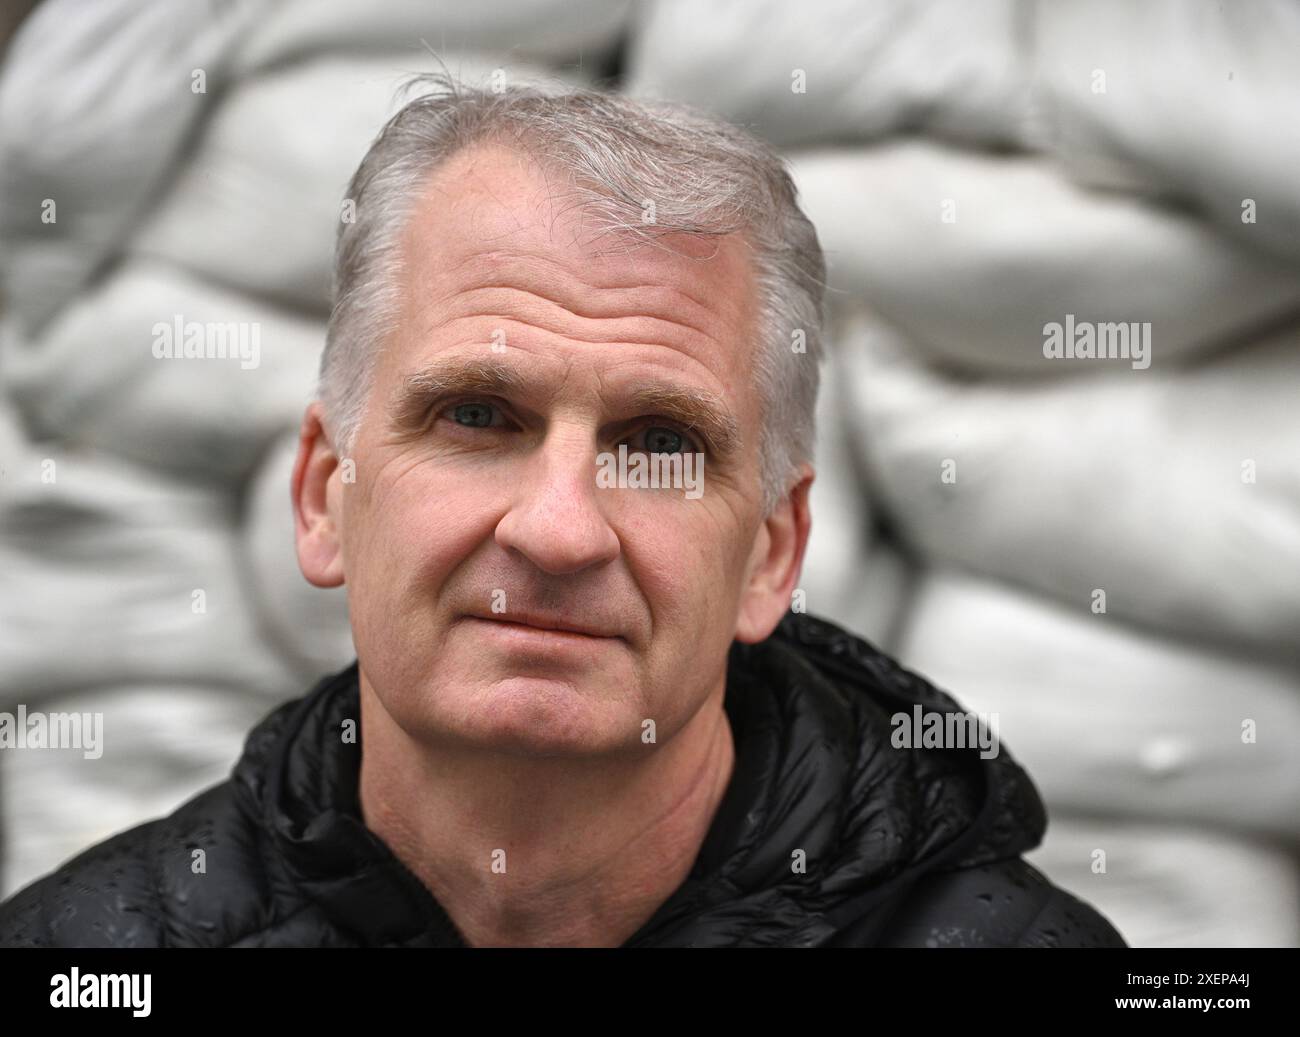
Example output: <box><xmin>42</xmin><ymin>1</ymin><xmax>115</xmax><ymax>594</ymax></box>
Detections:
<box><xmin>233</xmin><ymin>613</ymin><xmax>1046</xmax><ymax>947</ymax></box>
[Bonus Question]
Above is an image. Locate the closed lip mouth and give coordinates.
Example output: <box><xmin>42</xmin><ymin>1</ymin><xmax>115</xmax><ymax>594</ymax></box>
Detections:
<box><xmin>462</xmin><ymin>612</ymin><xmax>622</xmax><ymax>640</ymax></box>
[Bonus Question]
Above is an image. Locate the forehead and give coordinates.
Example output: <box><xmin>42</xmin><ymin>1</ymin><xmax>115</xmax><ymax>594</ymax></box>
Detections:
<box><xmin>387</xmin><ymin>141</ymin><xmax>760</xmax><ymax>398</ymax></box>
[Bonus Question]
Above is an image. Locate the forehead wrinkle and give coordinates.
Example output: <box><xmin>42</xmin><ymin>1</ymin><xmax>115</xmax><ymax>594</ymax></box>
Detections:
<box><xmin>400</xmin><ymin>192</ymin><xmax>759</xmax><ymax>387</ymax></box>
<box><xmin>429</xmin><ymin>292</ymin><xmax>720</xmax><ymax>354</ymax></box>
<box><xmin>422</xmin><ymin>247</ymin><xmax>731</xmax><ymax>342</ymax></box>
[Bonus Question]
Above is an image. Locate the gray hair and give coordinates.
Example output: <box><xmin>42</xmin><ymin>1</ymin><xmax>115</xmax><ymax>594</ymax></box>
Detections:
<box><xmin>320</xmin><ymin>71</ymin><xmax>826</xmax><ymax>516</ymax></box>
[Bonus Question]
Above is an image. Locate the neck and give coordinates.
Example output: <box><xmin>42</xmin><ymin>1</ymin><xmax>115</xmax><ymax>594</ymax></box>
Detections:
<box><xmin>356</xmin><ymin>673</ymin><xmax>736</xmax><ymax>947</ymax></box>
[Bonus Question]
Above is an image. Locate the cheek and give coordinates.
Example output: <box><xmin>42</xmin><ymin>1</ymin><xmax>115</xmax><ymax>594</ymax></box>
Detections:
<box><xmin>622</xmin><ymin>498</ymin><xmax>750</xmax><ymax>647</ymax></box>
<box><xmin>341</xmin><ymin>453</ymin><xmax>496</xmax><ymax>629</ymax></box>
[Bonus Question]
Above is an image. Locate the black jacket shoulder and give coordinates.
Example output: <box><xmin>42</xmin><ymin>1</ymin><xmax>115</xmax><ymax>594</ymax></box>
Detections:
<box><xmin>867</xmin><ymin>858</ymin><xmax>1126</xmax><ymax>948</ymax></box>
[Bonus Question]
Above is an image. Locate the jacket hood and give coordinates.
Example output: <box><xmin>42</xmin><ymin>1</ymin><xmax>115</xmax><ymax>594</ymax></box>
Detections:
<box><xmin>232</xmin><ymin>612</ymin><xmax>1048</xmax><ymax>947</ymax></box>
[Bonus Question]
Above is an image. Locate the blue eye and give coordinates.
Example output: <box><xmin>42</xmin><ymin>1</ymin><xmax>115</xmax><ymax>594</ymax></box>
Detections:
<box><xmin>449</xmin><ymin>402</ymin><xmax>498</xmax><ymax>428</ymax></box>
<box><xmin>633</xmin><ymin>425</ymin><xmax>696</xmax><ymax>456</ymax></box>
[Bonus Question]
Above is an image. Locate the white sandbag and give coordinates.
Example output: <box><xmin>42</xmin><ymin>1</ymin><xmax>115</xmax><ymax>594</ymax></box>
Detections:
<box><xmin>0</xmin><ymin>444</ymin><xmax>300</xmax><ymax>702</ymax></box>
<box><xmin>0</xmin><ymin>391</ymin><xmax>27</xmax><ymax>463</ymax></box>
<box><xmin>806</xmin><ymin>537</ymin><xmax>913</xmax><ymax>658</ymax></box>
<box><xmin>240</xmin><ymin>432</ymin><xmax>355</xmax><ymax>682</ymax></box>
<box><xmin>626</xmin><ymin>0</ymin><xmax>1027</xmax><ymax>149</ymax></box>
<box><xmin>1028</xmin><ymin>817</ymin><xmax>1300</xmax><ymax>948</ymax></box>
<box><xmin>233</xmin><ymin>0</ymin><xmax>633</xmax><ymax>76</ymax></box>
<box><xmin>628</xmin><ymin>0</ymin><xmax>1300</xmax><ymax>264</ymax></box>
<box><xmin>0</xmin><ymin>0</ymin><xmax>262</xmax><ymax>334</ymax></box>
<box><xmin>791</xmin><ymin>143</ymin><xmax>1300</xmax><ymax>374</ymax></box>
<box><xmin>835</xmin><ymin>303</ymin><xmax>1300</xmax><ymax>656</ymax></box>
<box><xmin>0</xmin><ymin>683</ymin><xmax>279</xmax><ymax>899</ymax></box>
<box><xmin>1</xmin><ymin>261</ymin><xmax>324</xmax><ymax>483</ymax></box>
<box><xmin>1034</xmin><ymin>0</ymin><xmax>1300</xmax><ymax>265</ymax></box>
<box><xmin>895</xmin><ymin>568</ymin><xmax>1300</xmax><ymax>837</ymax></box>
<box><xmin>133</xmin><ymin>54</ymin><xmax>594</xmax><ymax>313</ymax></box>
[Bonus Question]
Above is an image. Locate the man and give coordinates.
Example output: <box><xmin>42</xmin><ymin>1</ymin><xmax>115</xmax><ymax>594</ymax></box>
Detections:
<box><xmin>0</xmin><ymin>74</ymin><xmax>1124</xmax><ymax>948</ymax></box>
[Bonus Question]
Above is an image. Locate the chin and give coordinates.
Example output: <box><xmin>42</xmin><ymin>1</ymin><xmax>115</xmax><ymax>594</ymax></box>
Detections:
<box><xmin>436</xmin><ymin>674</ymin><xmax>636</xmax><ymax>758</ymax></box>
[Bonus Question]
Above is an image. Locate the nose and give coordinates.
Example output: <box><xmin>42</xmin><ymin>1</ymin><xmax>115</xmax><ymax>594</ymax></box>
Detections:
<box><xmin>493</xmin><ymin>425</ymin><xmax>621</xmax><ymax>576</ymax></box>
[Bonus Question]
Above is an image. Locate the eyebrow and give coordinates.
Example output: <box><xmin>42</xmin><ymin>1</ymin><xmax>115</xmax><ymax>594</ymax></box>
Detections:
<box><xmin>389</xmin><ymin>355</ymin><xmax>742</xmax><ymax>460</ymax></box>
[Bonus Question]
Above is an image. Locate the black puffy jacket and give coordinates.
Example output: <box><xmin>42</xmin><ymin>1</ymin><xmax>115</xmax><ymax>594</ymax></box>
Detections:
<box><xmin>0</xmin><ymin>613</ymin><xmax>1126</xmax><ymax>947</ymax></box>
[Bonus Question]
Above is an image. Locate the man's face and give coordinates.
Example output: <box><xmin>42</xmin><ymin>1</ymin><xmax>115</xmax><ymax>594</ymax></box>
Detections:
<box><xmin>295</xmin><ymin>142</ymin><xmax>810</xmax><ymax>757</ymax></box>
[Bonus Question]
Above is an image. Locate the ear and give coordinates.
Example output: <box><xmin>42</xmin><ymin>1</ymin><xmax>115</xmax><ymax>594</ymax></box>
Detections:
<box><xmin>291</xmin><ymin>401</ymin><xmax>346</xmax><ymax>588</ymax></box>
<box><xmin>734</xmin><ymin>463</ymin><xmax>814</xmax><ymax>644</ymax></box>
